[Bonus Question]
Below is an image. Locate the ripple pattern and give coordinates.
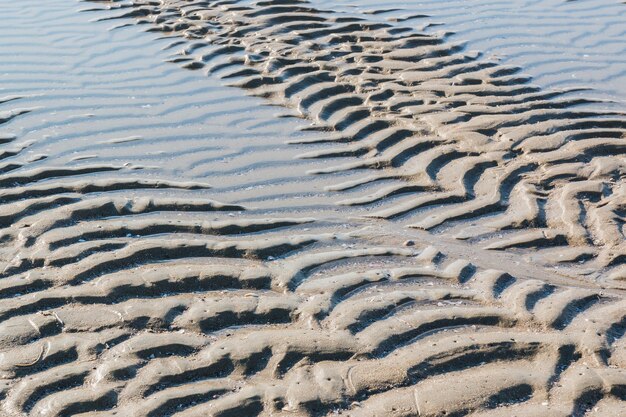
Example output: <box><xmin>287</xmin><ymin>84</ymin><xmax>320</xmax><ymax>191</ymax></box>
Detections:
<box><xmin>87</xmin><ymin>0</ymin><xmax>626</xmax><ymax>278</ymax></box>
<box><xmin>0</xmin><ymin>0</ymin><xmax>623</xmax><ymax>416</ymax></box>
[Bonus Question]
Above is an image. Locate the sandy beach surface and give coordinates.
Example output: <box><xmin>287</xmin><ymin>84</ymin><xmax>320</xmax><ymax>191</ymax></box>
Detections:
<box><xmin>0</xmin><ymin>0</ymin><xmax>624</xmax><ymax>416</ymax></box>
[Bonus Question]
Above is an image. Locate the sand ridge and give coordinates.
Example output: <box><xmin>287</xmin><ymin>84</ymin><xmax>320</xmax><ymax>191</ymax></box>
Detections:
<box><xmin>87</xmin><ymin>0</ymin><xmax>626</xmax><ymax>281</ymax></box>
<box><xmin>0</xmin><ymin>0</ymin><xmax>623</xmax><ymax>416</ymax></box>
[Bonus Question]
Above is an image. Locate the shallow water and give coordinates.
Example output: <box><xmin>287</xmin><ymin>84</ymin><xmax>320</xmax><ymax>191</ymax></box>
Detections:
<box><xmin>312</xmin><ymin>0</ymin><xmax>626</xmax><ymax>104</ymax></box>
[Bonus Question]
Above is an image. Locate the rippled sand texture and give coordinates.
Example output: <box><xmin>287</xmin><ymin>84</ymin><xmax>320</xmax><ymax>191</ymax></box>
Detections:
<box><xmin>311</xmin><ymin>0</ymin><xmax>626</xmax><ymax>103</ymax></box>
<box><xmin>0</xmin><ymin>0</ymin><xmax>625</xmax><ymax>416</ymax></box>
<box><xmin>87</xmin><ymin>0</ymin><xmax>626</xmax><ymax>279</ymax></box>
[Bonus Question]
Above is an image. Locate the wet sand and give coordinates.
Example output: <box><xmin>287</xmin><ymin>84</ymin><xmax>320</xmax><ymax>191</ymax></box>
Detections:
<box><xmin>313</xmin><ymin>0</ymin><xmax>626</xmax><ymax>103</ymax></box>
<box><xmin>0</xmin><ymin>0</ymin><xmax>624</xmax><ymax>416</ymax></box>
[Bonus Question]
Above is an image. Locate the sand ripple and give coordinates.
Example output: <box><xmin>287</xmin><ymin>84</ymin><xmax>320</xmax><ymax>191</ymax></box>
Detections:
<box><xmin>0</xmin><ymin>0</ymin><xmax>623</xmax><ymax>416</ymax></box>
